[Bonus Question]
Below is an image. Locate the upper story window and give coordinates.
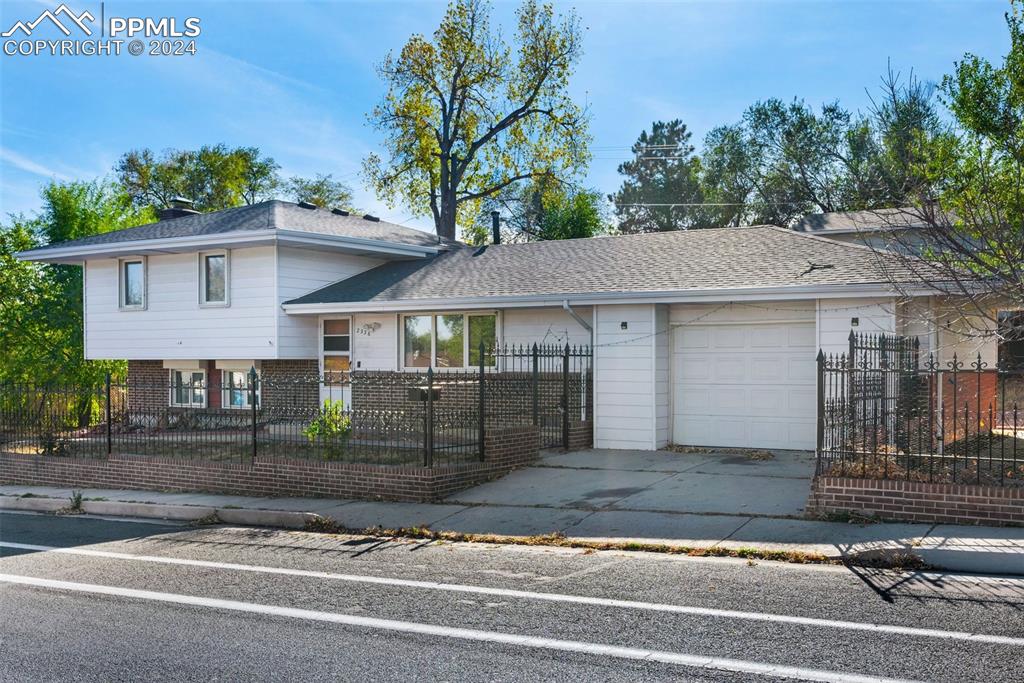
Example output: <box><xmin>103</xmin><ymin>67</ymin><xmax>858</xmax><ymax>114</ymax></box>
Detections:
<box><xmin>119</xmin><ymin>257</ymin><xmax>146</xmax><ymax>310</ymax></box>
<box><xmin>199</xmin><ymin>250</ymin><xmax>229</xmax><ymax>306</ymax></box>
<box><xmin>402</xmin><ymin>313</ymin><xmax>497</xmax><ymax>369</ymax></box>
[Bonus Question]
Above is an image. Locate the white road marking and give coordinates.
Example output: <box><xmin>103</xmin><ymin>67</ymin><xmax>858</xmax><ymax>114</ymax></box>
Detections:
<box><xmin>1</xmin><ymin>540</ymin><xmax>1021</xmax><ymax>647</ymax></box>
<box><xmin>0</xmin><ymin>572</ymin><xmax>920</xmax><ymax>683</ymax></box>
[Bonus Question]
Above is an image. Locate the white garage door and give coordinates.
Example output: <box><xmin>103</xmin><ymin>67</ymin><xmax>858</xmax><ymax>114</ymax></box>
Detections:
<box><xmin>672</xmin><ymin>322</ymin><xmax>816</xmax><ymax>450</ymax></box>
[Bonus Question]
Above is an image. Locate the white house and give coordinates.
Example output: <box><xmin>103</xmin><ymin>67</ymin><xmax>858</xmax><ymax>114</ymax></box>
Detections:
<box><xmin>19</xmin><ymin>199</ymin><xmax>996</xmax><ymax>452</ymax></box>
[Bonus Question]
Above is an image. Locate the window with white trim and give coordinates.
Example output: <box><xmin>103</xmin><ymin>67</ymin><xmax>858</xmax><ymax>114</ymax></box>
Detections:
<box><xmin>169</xmin><ymin>369</ymin><xmax>206</xmax><ymax>408</ymax></box>
<box><xmin>199</xmin><ymin>250</ymin><xmax>229</xmax><ymax>306</ymax></box>
<box><xmin>222</xmin><ymin>370</ymin><xmax>258</xmax><ymax>409</ymax></box>
<box><xmin>401</xmin><ymin>313</ymin><xmax>497</xmax><ymax>369</ymax></box>
<box><xmin>119</xmin><ymin>258</ymin><xmax>146</xmax><ymax>310</ymax></box>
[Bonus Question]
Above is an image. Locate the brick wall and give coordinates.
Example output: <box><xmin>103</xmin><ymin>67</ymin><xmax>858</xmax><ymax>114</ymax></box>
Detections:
<box><xmin>807</xmin><ymin>476</ymin><xmax>1024</xmax><ymax>526</ymax></box>
<box><xmin>351</xmin><ymin>370</ymin><xmax>592</xmax><ymax>444</ymax></box>
<box><xmin>0</xmin><ymin>425</ymin><xmax>540</xmax><ymax>504</ymax></box>
<box><xmin>261</xmin><ymin>359</ymin><xmax>319</xmax><ymax>414</ymax></box>
<box><xmin>567</xmin><ymin>421</ymin><xmax>593</xmax><ymax>450</ymax></box>
<box><xmin>126</xmin><ymin>360</ymin><xmax>166</xmax><ymax>413</ymax></box>
<box><xmin>126</xmin><ymin>359</ymin><xmax>320</xmax><ymax>416</ymax></box>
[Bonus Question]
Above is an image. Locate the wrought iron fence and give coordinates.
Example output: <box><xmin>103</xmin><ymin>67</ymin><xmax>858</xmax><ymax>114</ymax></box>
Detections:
<box><xmin>0</xmin><ymin>343</ymin><xmax>592</xmax><ymax>466</ymax></box>
<box><xmin>817</xmin><ymin>331</ymin><xmax>1024</xmax><ymax>486</ymax></box>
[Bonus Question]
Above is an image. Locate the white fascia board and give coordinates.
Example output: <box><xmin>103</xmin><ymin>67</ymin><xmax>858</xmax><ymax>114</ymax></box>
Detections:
<box><xmin>281</xmin><ymin>282</ymin><xmax>935</xmax><ymax>315</ymax></box>
<box><xmin>273</xmin><ymin>229</ymin><xmax>438</xmax><ymax>258</ymax></box>
<box><xmin>18</xmin><ymin>230</ymin><xmax>438</xmax><ymax>263</ymax></box>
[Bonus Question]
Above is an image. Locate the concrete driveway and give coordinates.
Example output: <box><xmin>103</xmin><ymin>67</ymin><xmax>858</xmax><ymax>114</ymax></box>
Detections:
<box><xmin>446</xmin><ymin>448</ymin><xmax>816</xmax><ymax>518</ymax></box>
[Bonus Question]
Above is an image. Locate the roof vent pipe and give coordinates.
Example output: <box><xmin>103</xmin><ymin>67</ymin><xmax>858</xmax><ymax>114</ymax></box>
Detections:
<box><xmin>491</xmin><ymin>210</ymin><xmax>501</xmax><ymax>245</ymax></box>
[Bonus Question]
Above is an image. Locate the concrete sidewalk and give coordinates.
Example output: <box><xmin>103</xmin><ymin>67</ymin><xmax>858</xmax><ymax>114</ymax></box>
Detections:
<box><xmin>2</xmin><ymin>482</ymin><xmax>1022</xmax><ymax>575</ymax></box>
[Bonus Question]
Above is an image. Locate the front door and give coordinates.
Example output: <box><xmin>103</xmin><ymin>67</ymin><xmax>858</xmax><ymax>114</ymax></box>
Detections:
<box><xmin>320</xmin><ymin>317</ymin><xmax>352</xmax><ymax>409</ymax></box>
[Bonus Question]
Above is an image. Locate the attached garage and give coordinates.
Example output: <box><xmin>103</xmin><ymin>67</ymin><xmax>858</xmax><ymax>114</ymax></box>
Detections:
<box><xmin>671</xmin><ymin>317</ymin><xmax>817</xmax><ymax>450</ymax></box>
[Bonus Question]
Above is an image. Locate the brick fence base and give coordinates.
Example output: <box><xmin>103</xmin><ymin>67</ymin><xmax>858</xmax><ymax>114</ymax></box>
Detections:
<box><xmin>807</xmin><ymin>476</ymin><xmax>1024</xmax><ymax>526</ymax></box>
<box><xmin>566</xmin><ymin>421</ymin><xmax>593</xmax><ymax>451</ymax></box>
<box><xmin>0</xmin><ymin>426</ymin><xmax>539</xmax><ymax>504</ymax></box>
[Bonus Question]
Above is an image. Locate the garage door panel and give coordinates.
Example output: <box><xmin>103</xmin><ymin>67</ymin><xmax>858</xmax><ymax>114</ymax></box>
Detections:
<box><xmin>788</xmin><ymin>358</ymin><xmax>815</xmax><ymax>380</ymax></box>
<box><xmin>676</xmin><ymin>328</ymin><xmax>709</xmax><ymax>350</ymax></box>
<box><xmin>788</xmin><ymin>325</ymin><xmax>816</xmax><ymax>347</ymax></box>
<box><xmin>673</xmin><ymin>320</ymin><xmax>815</xmax><ymax>450</ymax></box>
<box><xmin>678</xmin><ymin>358</ymin><xmax>711</xmax><ymax>381</ymax></box>
<box><xmin>678</xmin><ymin>388</ymin><xmax>711</xmax><ymax>411</ymax></box>
<box><xmin>712</xmin><ymin>327</ymin><xmax>747</xmax><ymax>348</ymax></box>
<box><xmin>714</xmin><ymin>357</ymin><xmax>746</xmax><ymax>381</ymax></box>
<box><xmin>751</xmin><ymin>326</ymin><xmax>786</xmax><ymax>347</ymax></box>
<box><xmin>710</xmin><ymin>388</ymin><xmax>747</xmax><ymax>412</ymax></box>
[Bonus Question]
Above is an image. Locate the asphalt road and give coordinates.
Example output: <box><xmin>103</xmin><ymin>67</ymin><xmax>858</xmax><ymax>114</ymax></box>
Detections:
<box><xmin>1</xmin><ymin>511</ymin><xmax>1023</xmax><ymax>682</ymax></box>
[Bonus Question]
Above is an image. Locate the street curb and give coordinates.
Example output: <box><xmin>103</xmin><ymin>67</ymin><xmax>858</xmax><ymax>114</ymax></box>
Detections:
<box><xmin>0</xmin><ymin>496</ymin><xmax>65</xmax><ymax>513</ymax></box>
<box><xmin>215</xmin><ymin>507</ymin><xmax>321</xmax><ymax>529</ymax></box>
<box><xmin>81</xmin><ymin>500</ymin><xmax>215</xmax><ymax>521</ymax></box>
<box><xmin>2</xmin><ymin>494</ymin><xmax>1021</xmax><ymax>576</ymax></box>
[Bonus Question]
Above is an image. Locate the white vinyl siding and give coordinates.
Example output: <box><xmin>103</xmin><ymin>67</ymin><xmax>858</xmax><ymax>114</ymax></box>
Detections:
<box><xmin>275</xmin><ymin>247</ymin><xmax>382</xmax><ymax>359</ymax></box>
<box><xmin>501</xmin><ymin>307</ymin><xmax>592</xmax><ymax>347</ymax></box>
<box><xmin>85</xmin><ymin>247</ymin><xmax>277</xmax><ymax>360</ymax></box>
<box><xmin>816</xmin><ymin>297</ymin><xmax>896</xmax><ymax>356</ymax></box>
<box><xmin>593</xmin><ymin>303</ymin><xmax>658</xmax><ymax>450</ymax></box>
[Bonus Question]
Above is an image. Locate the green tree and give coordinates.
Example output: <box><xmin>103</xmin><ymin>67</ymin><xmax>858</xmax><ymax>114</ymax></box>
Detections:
<box><xmin>609</xmin><ymin>120</ymin><xmax>709</xmax><ymax>233</ymax></box>
<box><xmin>116</xmin><ymin>144</ymin><xmax>280</xmax><ymax>211</ymax></box>
<box><xmin>864</xmin><ymin>1</ymin><xmax>1024</xmax><ymax>341</ymax></box>
<box><xmin>363</xmin><ymin>0</ymin><xmax>590</xmax><ymax>241</ymax></box>
<box><xmin>0</xmin><ymin>181</ymin><xmax>152</xmax><ymax>397</ymax></box>
<box><xmin>467</xmin><ymin>177</ymin><xmax>606</xmax><ymax>243</ymax></box>
<box><xmin>287</xmin><ymin>173</ymin><xmax>356</xmax><ymax>210</ymax></box>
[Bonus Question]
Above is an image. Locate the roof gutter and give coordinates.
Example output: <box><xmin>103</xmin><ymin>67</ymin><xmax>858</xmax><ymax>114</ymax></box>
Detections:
<box><xmin>17</xmin><ymin>229</ymin><xmax>440</xmax><ymax>263</ymax></box>
<box><xmin>282</xmin><ymin>282</ymin><xmax>935</xmax><ymax>314</ymax></box>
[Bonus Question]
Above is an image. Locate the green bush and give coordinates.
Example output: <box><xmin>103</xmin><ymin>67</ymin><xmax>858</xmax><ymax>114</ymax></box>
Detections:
<box><xmin>303</xmin><ymin>399</ymin><xmax>352</xmax><ymax>461</ymax></box>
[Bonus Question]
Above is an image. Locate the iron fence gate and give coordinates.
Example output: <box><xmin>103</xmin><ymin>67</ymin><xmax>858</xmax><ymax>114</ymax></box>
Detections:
<box><xmin>817</xmin><ymin>331</ymin><xmax>1024</xmax><ymax>486</ymax></box>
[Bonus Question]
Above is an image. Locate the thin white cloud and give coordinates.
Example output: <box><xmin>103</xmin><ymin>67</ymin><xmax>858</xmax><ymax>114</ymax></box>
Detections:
<box><xmin>0</xmin><ymin>147</ymin><xmax>72</xmax><ymax>181</ymax></box>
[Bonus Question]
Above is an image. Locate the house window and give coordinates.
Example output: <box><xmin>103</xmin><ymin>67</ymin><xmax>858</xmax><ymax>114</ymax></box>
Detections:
<box><xmin>119</xmin><ymin>258</ymin><xmax>146</xmax><ymax>310</ymax></box>
<box><xmin>199</xmin><ymin>251</ymin><xmax>229</xmax><ymax>306</ymax></box>
<box><xmin>403</xmin><ymin>315</ymin><xmax>432</xmax><ymax>368</ymax></box>
<box><xmin>222</xmin><ymin>370</ymin><xmax>258</xmax><ymax>408</ymax></box>
<box><xmin>401</xmin><ymin>313</ymin><xmax>497</xmax><ymax>369</ymax></box>
<box><xmin>169</xmin><ymin>369</ymin><xmax>206</xmax><ymax>408</ymax></box>
<box><xmin>323</xmin><ymin>319</ymin><xmax>351</xmax><ymax>384</ymax></box>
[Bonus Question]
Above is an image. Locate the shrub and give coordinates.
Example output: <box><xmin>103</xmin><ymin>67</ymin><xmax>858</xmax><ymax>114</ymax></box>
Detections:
<box><xmin>303</xmin><ymin>399</ymin><xmax>352</xmax><ymax>461</ymax></box>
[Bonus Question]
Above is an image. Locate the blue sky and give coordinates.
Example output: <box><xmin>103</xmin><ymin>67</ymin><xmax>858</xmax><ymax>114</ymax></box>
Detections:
<box><xmin>0</xmin><ymin>0</ymin><xmax>1009</xmax><ymax>231</ymax></box>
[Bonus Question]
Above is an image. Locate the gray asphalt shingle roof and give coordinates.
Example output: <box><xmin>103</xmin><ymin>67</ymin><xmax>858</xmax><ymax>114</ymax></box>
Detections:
<box><xmin>286</xmin><ymin>226</ymin><xmax>915</xmax><ymax>305</ymax></box>
<box><xmin>25</xmin><ymin>200</ymin><xmax>447</xmax><ymax>251</ymax></box>
<box><xmin>793</xmin><ymin>207</ymin><xmax>931</xmax><ymax>233</ymax></box>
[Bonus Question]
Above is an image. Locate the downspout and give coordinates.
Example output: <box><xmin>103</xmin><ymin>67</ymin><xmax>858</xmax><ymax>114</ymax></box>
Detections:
<box><xmin>562</xmin><ymin>300</ymin><xmax>593</xmax><ymax>343</ymax></box>
<box><xmin>562</xmin><ymin>299</ymin><xmax>595</xmax><ymax>429</ymax></box>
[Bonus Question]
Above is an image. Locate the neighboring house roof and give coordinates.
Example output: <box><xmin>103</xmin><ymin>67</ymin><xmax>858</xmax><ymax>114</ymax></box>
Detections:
<box><xmin>19</xmin><ymin>200</ymin><xmax>449</xmax><ymax>262</ymax></box>
<box><xmin>793</xmin><ymin>207</ymin><xmax>931</xmax><ymax>235</ymax></box>
<box><xmin>284</xmin><ymin>225</ymin><xmax>921</xmax><ymax>308</ymax></box>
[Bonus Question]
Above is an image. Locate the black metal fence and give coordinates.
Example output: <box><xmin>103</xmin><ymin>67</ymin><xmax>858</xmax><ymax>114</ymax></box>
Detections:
<box><xmin>817</xmin><ymin>331</ymin><xmax>1024</xmax><ymax>486</ymax></box>
<box><xmin>0</xmin><ymin>343</ymin><xmax>592</xmax><ymax>466</ymax></box>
